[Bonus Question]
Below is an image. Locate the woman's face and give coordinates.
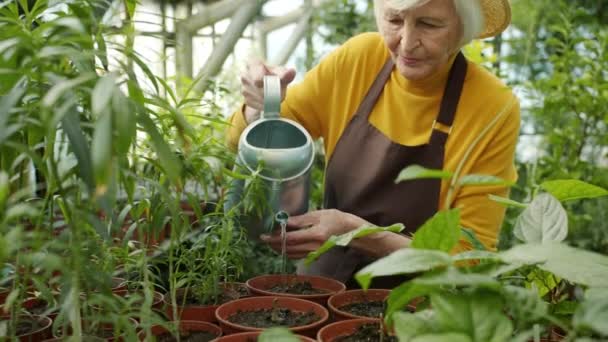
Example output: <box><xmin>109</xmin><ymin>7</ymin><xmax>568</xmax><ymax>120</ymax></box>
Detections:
<box><xmin>378</xmin><ymin>0</ymin><xmax>463</xmax><ymax>81</ymax></box>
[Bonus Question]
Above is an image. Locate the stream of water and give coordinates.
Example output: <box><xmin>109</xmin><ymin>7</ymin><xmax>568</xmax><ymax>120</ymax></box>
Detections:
<box><xmin>275</xmin><ymin>211</ymin><xmax>289</xmax><ymax>274</ymax></box>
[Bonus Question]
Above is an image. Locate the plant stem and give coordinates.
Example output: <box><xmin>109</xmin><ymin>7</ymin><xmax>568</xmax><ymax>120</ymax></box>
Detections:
<box><xmin>444</xmin><ymin>97</ymin><xmax>516</xmax><ymax>209</ymax></box>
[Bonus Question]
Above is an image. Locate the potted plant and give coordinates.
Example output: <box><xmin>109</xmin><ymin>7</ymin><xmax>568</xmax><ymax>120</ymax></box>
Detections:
<box><xmin>0</xmin><ymin>314</ymin><xmax>53</xmax><ymax>341</ymax></box>
<box><xmin>213</xmin><ymin>330</ymin><xmax>316</xmax><ymax>342</ymax></box>
<box><xmin>215</xmin><ymin>296</ymin><xmax>329</xmax><ymax>337</ymax></box>
<box><xmin>139</xmin><ymin>320</ymin><xmax>222</xmax><ymax>341</ymax></box>
<box><xmin>246</xmin><ymin>274</ymin><xmax>345</xmax><ymax>305</ymax></box>
<box><xmin>327</xmin><ymin>289</ymin><xmax>392</xmax><ymax>321</ymax></box>
<box><xmin>317</xmin><ymin>318</ymin><xmax>396</xmax><ymax>342</ymax></box>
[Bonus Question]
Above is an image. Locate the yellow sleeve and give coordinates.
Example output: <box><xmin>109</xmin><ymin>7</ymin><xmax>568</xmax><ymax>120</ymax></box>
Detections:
<box><xmin>451</xmin><ymin>96</ymin><xmax>520</xmax><ymax>253</ymax></box>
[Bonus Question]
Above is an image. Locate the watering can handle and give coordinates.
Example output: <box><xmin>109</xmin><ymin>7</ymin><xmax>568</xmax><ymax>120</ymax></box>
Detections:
<box><xmin>262</xmin><ymin>75</ymin><xmax>281</xmax><ymax>119</ymax></box>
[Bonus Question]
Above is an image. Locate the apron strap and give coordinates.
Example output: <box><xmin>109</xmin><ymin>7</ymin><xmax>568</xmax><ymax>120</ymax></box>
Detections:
<box><xmin>355</xmin><ymin>59</ymin><xmax>395</xmax><ymax>119</ymax></box>
<box><xmin>430</xmin><ymin>52</ymin><xmax>468</xmax><ymax>146</ymax></box>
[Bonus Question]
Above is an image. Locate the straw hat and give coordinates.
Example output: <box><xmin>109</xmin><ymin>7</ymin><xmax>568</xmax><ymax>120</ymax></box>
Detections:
<box><xmin>478</xmin><ymin>0</ymin><xmax>512</xmax><ymax>38</ymax></box>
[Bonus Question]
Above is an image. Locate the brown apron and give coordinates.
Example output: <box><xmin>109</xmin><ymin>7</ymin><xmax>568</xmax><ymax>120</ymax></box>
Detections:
<box><xmin>297</xmin><ymin>52</ymin><xmax>468</xmax><ymax>288</ymax></box>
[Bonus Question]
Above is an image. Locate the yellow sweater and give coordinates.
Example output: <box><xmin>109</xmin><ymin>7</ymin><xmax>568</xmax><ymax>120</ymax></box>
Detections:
<box><xmin>227</xmin><ymin>32</ymin><xmax>520</xmax><ymax>252</ymax></box>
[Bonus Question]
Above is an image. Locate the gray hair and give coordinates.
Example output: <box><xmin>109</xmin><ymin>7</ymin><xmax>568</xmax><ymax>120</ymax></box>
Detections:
<box><xmin>374</xmin><ymin>0</ymin><xmax>484</xmax><ymax>47</ymax></box>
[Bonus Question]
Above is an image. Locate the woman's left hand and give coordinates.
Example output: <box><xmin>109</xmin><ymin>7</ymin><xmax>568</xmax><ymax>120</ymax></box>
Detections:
<box><xmin>260</xmin><ymin>209</ymin><xmax>366</xmax><ymax>259</ymax></box>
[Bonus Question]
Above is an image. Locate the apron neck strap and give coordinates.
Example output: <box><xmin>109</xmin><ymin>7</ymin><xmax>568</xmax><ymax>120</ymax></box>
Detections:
<box><xmin>430</xmin><ymin>52</ymin><xmax>468</xmax><ymax>146</ymax></box>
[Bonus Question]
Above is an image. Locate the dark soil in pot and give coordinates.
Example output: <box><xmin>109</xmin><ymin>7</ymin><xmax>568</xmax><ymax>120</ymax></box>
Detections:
<box><xmin>335</xmin><ymin>323</ymin><xmax>397</xmax><ymax>342</ymax></box>
<box><xmin>268</xmin><ymin>281</ymin><xmax>328</xmax><ymax>295</ymax></box>
<box><xmin>154</xmin><ymin>330</ymin><xmax>217</xmax><ymax>342</ymax></box>
<box><xmin>339</xmin><ymin>301</ymin><xmax>385</xmax><ymax>319</ymax></box>
<box><xmin>0</xmin><ymin>315</ymin><xmax>52</xmax><ymax>340</ymax></box>
<box><xmin>176</xmin><ymin>283</ymin><xmax>249</xmax><ymax>306</ymax></box>
<box><xmin>141</xmin><ymin>320</ymin><xmax>221</xmax><ymax>342</ymax></box>
<box><xmin>227</xmin><ymin>305</ymin><xmax>320</xmax><ymax>328</ymax></box>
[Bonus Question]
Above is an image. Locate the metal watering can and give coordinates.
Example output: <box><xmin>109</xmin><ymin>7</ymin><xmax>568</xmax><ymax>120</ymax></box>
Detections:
<box><xmin>225</xmin><ymin>75</ymin><xmax>315</xmax><ymax>239</ymax></box>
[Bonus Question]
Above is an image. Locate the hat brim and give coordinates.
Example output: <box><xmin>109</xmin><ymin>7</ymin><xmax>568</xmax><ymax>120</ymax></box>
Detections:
<box><xmin>478</xmin><ymin>0</ymin><xmax>512</xmax><ymax>38</ymax></box>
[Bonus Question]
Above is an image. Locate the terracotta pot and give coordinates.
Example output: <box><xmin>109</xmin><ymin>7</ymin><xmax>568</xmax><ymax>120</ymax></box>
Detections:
<box><xmin>113</xmin><ymin>289</ymin><xmax>165</xmax><ymax>310</ymax></box>
<box><xmin>53</xmin><ymin>318</ymin><xmax>139</xmax><ymax>342</ymax></box>
<box><xmin>138</xmin><ymin>320</ymin><xmax>221</xmax><ymax>341</ymax></box>
<box><xmin>212</xmin><ymin>331</ymin><xmax>316</xmax><ymax>342</ymax></box>
<box><xmin>22</xmin><ymin>297</ymin><xmax>58</xmax><ymax>321</ymax></box>
<box><xmin>550</xmin><ymin>326</ymin><xmax>566</xmax><ymax>341</ymax></box>
<box><xmin>328</xmin><ymin>289</ymin><xmax>390</xmax><ymax>321</ymax></box>
<box><xmin>215</xmin><ymin>296</ymin><xmax>329</xmax><ymax>337</ymax></box>
<box><xmin>166</xmin><ymin>284</ymin><xmax>249</xmax><ymax>323</ymax></box>
<box><xmin>246</xmin><ymin>274</ymin><xmax>346</xmax><ymax>305</ymax></box>
<box><xmin>111</xmin><ymin>277</ymin><xmax>128</xmax><ymax>292</ymax></box>
<box><xmin>317</xmin><ymin>318</ymin><xmax>385</xmax><ymax>342</ymax></box>
<box><xmin>43</xmin><ymin>336</ymin><xmax>105</xmax><ymax>341</ymax></box>
<box><xmin>0</xmin><ymin>287</ymin><xmax>9</xmax><ymax>305</ymax></box>
<box><xmin>0</xmin><ymin>314</ymin><xmax>53</xmax><ymax>341</ymax></box>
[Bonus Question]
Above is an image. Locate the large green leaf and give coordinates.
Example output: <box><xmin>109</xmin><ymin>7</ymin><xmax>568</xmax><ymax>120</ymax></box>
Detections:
<box><xmin>92</xmin><ymin>74</ymin><xmax>115</xmax><ymax>117</ymax></box>
<box><xmin>91</xmin><ymin>109</ymin><xmax>112</xmax><ymax>188</ymax></box>
<box><xmin>500</xmin><ymin>243</ymin><xmax>608</xmax><ymax>287</ymax></box>
<box><xmin>42</xmin><ymin>73</ymin><xmax>96</xmax><ymax>107</ymax></box>
<box><xmin>137</xmin><ymin>113</ymin><xmax>182</xmax><ymax>186</ymax></box>
<box><xmin>540</xmin><ymin>179</ymin><xmax>608</xmax><ymax>202</ymax></box>
<box><xmin>502</xmin><ymin>285</ymin><xmax>547</xmax><ymax>323</ymax></box>
<box><xmin>431</xmin><ymin>290</ymin><xmax>513</xmax><ymax>342</ymax></box>
<box><xmin>414</xmin><ymin>268</ymin><xmax>500</xmax><ymax>288</ymax></box>
<box><xmin>411</xmin><ymin>333</ymin><xmax>473</xmax><ymax>342</ymax></box>
<box><xmin>573</xmin><ymin>288</ymin><xmax>608</xmax><ymax>336</ymax></box>
<box><xmin>393</xmin><ymin>311</ymin><xmax>438</xmax><ymax>341</ymax></box>
<box><xmin>304</xmin><ymin>223</ymin><xmax>404</xmax><ymax>265</ymax></box>
<box><xmin>112</xmin><ymin>89</ymin><xmax>135</xmax><ymax>154</ymax></box>
<box><xmin>396</xmin><ymin>165</ymin><xmax>453</xmax><ymax>183</ymax></box>
<box><xmin>355</xmin><ymin>249</ymin><xmax>452</xmax><ymax>290</ymax></box>
<box><xmin>513</xmin><ymin>193</ymin><xmax>568</xmax><ymax>243</ymax></box>
<box><xmin>62</xmin><ymin>109</ymin><xmax>94</xmax><ymax>192</ymax></box>
<box><xmin>411</xmin><ymin>209</ymin><xmax>460</xmax><ymax>252</ymax></box>
<box><xmin>386</xmin><ymin>282</ymin><xmax>435</xmax><ymax>322</ymax></box>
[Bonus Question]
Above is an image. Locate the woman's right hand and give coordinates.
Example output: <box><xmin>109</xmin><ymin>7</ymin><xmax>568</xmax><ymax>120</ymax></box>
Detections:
<box><xmin>240</xmin><ymin>59</ymin><xmax>296</xmax><ymax>124</ymax></box>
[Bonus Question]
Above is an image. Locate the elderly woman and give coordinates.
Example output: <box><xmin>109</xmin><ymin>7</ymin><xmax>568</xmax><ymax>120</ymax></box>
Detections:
<box><xmin>227</xmin><ymin>0</ymin><xmax>518</xmax><ymax>287</ymax></box>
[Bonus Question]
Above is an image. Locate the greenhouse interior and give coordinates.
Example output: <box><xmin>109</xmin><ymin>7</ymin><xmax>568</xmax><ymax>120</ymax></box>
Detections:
<box><xmin>0</xmin><ymin>0</ymin><xmax>607</xmax><ymax>341</ymax></box>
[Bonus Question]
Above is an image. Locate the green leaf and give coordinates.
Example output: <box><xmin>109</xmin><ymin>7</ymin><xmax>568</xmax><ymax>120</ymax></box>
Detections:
<box><xmin>124</xmin><ymin>0</ymin><xmax>137</xmax><ymax>19</ymax></box>
<box><xmin>489</xmin><ymin>194</ymin><xmax>528</xmax><ymax>208</ymax></box>
<box><xmin>525</xmin><ymin>269</ymin><xmax>559</xmax><ymax>298</ymax></box>
<box><xmin>396</xmin><ymin>165</ymin><xmax>453</xmax><ymax>183</ymax></box>
<box><xmin>137</xmin><ymin>113</ymin><xmax>182</xmax><ymax>186</ymax></box>
<box><xmin>573</xmin><ymin>290</ymin><xmax>608</xmax><ymax>336</ymax></box>
<box><xmin>0</xmin><ymin>171</ymin><xmax>8</xmax><ymax>211</ymax></box>
<box><xmin>540</xmin><ymin>179</ymin><xmax>608</xmax><ymax>202</ymax></box>
<box><xmin>452</xmin><ymin>250</ymin><xmax>500</xmax><ymax>263</ymax></box>
<box><xmin>393</xmin><ymin>311</ymin><xmax>438</xmax><ymax>341</ymax></box>
<box><xmin>414</xmin><ymin>268</ymin><xmax>500</xmax><ymax>288</ymax></box>
<box><xmin>258</xmin><ymin>327</ymin><xmax>300</xmax><ymax>342</ymax></box>
<box><xmin>62</xmin><ymin>109</ymin><xmax>95</xmax><ymax>192</ymax></box>
<box><xmin>513</xmin><ymin>193</ymin><xmax>568</xmax><ymax>243</ymax></box>
<box><xmin>304</xmin><ymin>223</ymin><xmax>405</xmax><ymax>265</ymax></box>
<box><xmin>92</xmin><ymin>74</ymin><xmax>115</xmax><ymax>117</ymax></box>
<box><xmin>458</xmin><ymin>174</ymin><xmax>514</xmax><ymax>187</ymax></box>
<box><xmin>431</xmin><ymin>290</ymin><xmax>513</xmax><ymax>342</ymax></box>
<box><xmin>411</xmin><ymin>333</ymin><xmax>473</xmax><ymax>342</ymax></box>
<box><xmin>411</xmin><ymin>209</ymin><xmax>460</xmax><ymax>252</ymax></box>
<box><xmin>91</xmin><ymin>109</ymin><xmax>112</xmax><ymax>187</ymax></box>
<box><xmin>460</xmin><ymin>228</ymin><xmax>487</xmax><ymax>251</ymax></box>
<box><xmin>355</xmin><ymin>249</ymin><xmax>452</xmax><ymax>290</ymax></box>
<box><xmin>42</xmin><ymin>73</ymin><xmax>96</xmax><ymax>108</ymax></box>
<box><xmin>112</xmin><ymin>89</ymin><xmax>135</xmax><ymax>154</ymax></box>
<box><xmin>386</xmin><ymin>282</ymin><xmax>435</xmax><ymax>323</ymax></box>
<box><xmin>502</xmin><ymin>285</ymin><xmax>547</xmax><ymax>322</ymax></box>
<box><xmin>500</xmin><ymin>243</ymin><xmax>608</xmax><ymax>287</ymax></box>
